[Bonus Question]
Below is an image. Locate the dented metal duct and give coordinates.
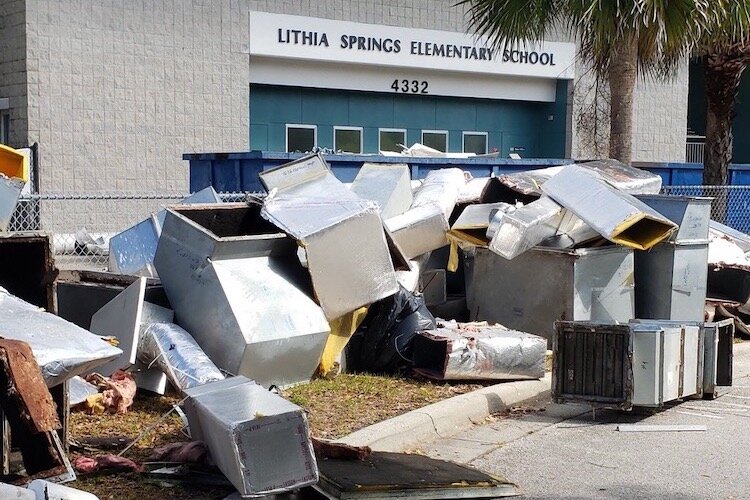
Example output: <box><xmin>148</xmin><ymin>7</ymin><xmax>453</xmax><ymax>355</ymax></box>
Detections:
<box><xmin>0</xmin><ymin>175</ymin><xmax>24</xmax><ymax>232</ymax></box>
<box><xmin>138</xmin><ymin>322</ymin><xmax>225</xmax><ymax>392</ymax></box>
<box><xmin>541</xmin><ymin>166</ymin><xmax>676</xmax><ymax>250</ymax></box>
<box><xmin>412</xmin><ymin>322</ymin><xmax>546</xmax><ymax>381</ymax></box>
<box><xmin>260</xmin><ymin>154</ymin><xmax>398</xmax><ymax>320</ymax></box>
<box><xmin>154</xmin><ymin>203</ymin><xmax>330</xmax><ymax>388</ymax></box>
<box><xmin>410</xmin><ymin>168</ymin><xmax>466</xmax><ymax>219</ymax></box>
<box><xmin>386</xmin><ymin>204</ymin><xmax>449</xmax><ymax>259</ymax></box>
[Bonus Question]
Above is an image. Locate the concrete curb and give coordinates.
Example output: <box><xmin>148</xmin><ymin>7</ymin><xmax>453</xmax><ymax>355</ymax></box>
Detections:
<box><xmin>340</xmin><ymin>374</ymin><xmax>551</xmax><ymax>452</ymax></box>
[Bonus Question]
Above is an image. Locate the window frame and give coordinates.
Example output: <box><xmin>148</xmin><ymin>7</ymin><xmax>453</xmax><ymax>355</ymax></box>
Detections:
<box><xmin>421</xmin><ymin>129</ymin><xmax>449</xmax><ymax>153</ymax></box>
<box><xmin>333</xmin><ymin>125</ymin><xmax>364</xmax><ymax>154</ymax></box>
<box><xmin>285</xmin><ymin>123</ymin><xmax>317</xmax><ymax>153</ymax></box>
<box><xmin>378</xmin><ymin>128</ymin><xmax>407</xmax><ymax>152</ymax></box>
<box><xmin>462</xmin><ymin>131</ymin><xmax>489</xmax><ymax>155</ymax></box>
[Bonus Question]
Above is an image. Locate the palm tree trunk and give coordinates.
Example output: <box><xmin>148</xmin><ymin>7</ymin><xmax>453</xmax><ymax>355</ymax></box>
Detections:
<box><xmin>703</xmin><ymin>49</ymin><xmax>749</xmax><ymax>222</ymax></box>
<box><xmin>608</xmin><ymin>35</ymin><xmax>638</xmax><ymax>165</ymax></box>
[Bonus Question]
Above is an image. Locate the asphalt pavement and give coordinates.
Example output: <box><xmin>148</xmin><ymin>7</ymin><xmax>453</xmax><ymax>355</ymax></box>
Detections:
<box><xmin>421</xmin><ymin>341</ymin><xmax>750</xmax><ymax>499</ymax></box>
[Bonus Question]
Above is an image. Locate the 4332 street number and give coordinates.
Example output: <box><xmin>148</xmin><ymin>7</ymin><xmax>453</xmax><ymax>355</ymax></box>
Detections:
<box><xmin>391</xmin><ymin>79</ymin><xmax>429</xmax><ymax>94</ymax></box>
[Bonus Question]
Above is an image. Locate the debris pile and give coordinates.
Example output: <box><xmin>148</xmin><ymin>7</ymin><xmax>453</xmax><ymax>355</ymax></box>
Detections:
<box><xmin>0</xmin><ymin>150</ymin><xmax>746</xmax><ymax>498</ymax></box>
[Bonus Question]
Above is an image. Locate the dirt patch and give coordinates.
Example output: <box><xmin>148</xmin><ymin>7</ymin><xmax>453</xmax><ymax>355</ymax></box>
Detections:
<box><xmin>67</xmin><ymin>375</ymin><xmax>493</xmax><ymax>499</ymax></box>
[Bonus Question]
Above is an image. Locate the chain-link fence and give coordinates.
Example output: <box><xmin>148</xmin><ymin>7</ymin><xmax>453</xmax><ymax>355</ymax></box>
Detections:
<box><xmin>5</xmin><ymin>185</ymin><xmax>750</xmax><ymax>271</ymax></box>
<box><xmin>7</xmin><ymin>192</ymin><xmax>260</xmax><ymax>270</ymax></box>
<box><xmin>660</xmin><ymin>185</ymin><xmax>750</xmax><ymax>234</ymax></box>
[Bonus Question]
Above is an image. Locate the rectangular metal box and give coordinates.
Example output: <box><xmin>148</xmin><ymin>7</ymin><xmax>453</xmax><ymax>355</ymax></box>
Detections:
<box><xmin>634</xmin><ymin>243</ymin><xmax>708</xmax><ymax>321</ymax></box>
<box><xmin>183</xmin><ymin>377</ymin><xmax>318</xmax><ymax>496</ymax></box>
<box><xmin>470</xmin><ymin>246</ymin><xmax>635</xmax><ymax>342</ymax></box>
<box><xmin>553</xmin><ymin>321</ymin><xmax>702</xmax><ymax>409</ymax></box>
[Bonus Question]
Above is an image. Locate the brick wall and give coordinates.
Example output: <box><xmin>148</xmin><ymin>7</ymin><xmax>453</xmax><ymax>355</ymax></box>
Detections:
<box><xmin>0</xmin><ymin>0</ymin><xmax>28</xmax><ymax>148</ymax></box>
<box><xmin>23</xmin><ymin>0</ymin><xmax>687</xmax><ymax>202</ymax></box>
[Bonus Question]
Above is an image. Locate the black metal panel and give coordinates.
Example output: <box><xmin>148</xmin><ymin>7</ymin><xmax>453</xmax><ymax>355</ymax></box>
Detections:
<box><xmin>552</xmin><ymin>321</ymin><xmax>633</xmax><ymax>409</ymax></box>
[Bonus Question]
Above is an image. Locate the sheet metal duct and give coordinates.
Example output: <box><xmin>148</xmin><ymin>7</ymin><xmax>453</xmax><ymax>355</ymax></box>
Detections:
<box><xmin>138</xmin><ymin>322</ymin><xmax>224</xmax><ymax>392</ymax></box>
<box><xmin>498</xmin><ymin>159</ymin><xmax>662</xmax><ymax>197</ymax></box>
<box><xmin>470</xmin><ymin>246</ymin><xmax>634</xmax><ymax>343</ymax></box>
<box><xmin>260</xmin><ymin>154</ymin><xmax>398</xmax><ymax>320</ymax></box>
<box><xmin>541</xmin><ymin>166</ymin><xmax>676</xmax><ymax>250</ymax></box>
<box><xmin>349</xmin><ymin>163</ymin><xmax>412</xmax><ymax>219</ymax></box>
<box><xmin>634</xmin><ymin>196</ymin><xmax>711</xmax><ymax>322</ymax></box>
<box><xmin>183</xmin><ymin>376</ymin><xmax>318</xmax><ymax>497</ymax></box>
<box><xmin>412</xmin><ymin>322</ymin><xmax>545</xmax><ymax>381</ymax></box>
<box><xmin>0</xmin><ymin>287</ymin><xmax>122</xmax><ymax>388</ymax></box>
<box><xmin>385</xmin><ymin>204</ymin><xmax>449</xmax><ymax>259</ymax></box>
<box><xmin>487</xmin><ymin>196</ymin><xmax>563</xmax><ymax>259</ymax></box>
<box><xmin>450</xmin><ymin>202</ymin><xmax>514</xmax><ymax>246</ymax></box>
<box><xmin>108</xmin><ymin>187</ymin><xmax>221</xmax><ymax>277</ymax></box>
<box><xmin>410</xmin><ymin>168</ymin><xmax>466</xmax><ymax>219</ymax></box>
<box><xmin>154</xmin><ymin>203</ymin><xmax>330</xmax><ymax>388</ymax></box>
<box><xmin>553</xmin><ymin>320</ymin><xmax>702</xmax><ymax>409</ymax></box>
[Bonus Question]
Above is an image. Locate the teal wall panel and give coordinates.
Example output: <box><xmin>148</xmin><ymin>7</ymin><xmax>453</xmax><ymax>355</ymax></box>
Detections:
<box><xmin>249</xmin><ymin>84</ymin><xmax>568</xmax><ymax>157</ymax></box>
<box><xmin>688</xmin><ymin>58</ymin><xmax>750</xmax><ymax>163</ymax></box>
<box><xmin>249</xmin><ymin>124</ymin><xmax>268</xmax><ymax>151</ymax></box>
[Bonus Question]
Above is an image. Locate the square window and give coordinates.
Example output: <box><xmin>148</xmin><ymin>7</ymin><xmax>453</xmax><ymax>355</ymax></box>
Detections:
<box><xmin>463</xmin><ymin>132</ymin><xmax>488</xmax><ymax>155</ymax></box>
<box><xmin>379</xmin><ymin>129</ymin><xmax>406</xmax><ymax>152</ymax></box>
<box><xmin>422</xmin><ymin>130</ymin><xmax>448</xmax><ymax>153</ymax></box>
<box><xmin>286</xmin><ymin>125</ymin><xmax>316</xmax><ymax>153</ymax></box>
<box><xmin>334</xmin><ymin>127</ymin><xmax>363</xmax><ymax>154</ymax></box>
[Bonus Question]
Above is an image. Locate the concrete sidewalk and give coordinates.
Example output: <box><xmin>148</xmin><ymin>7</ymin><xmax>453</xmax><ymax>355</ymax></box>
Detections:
<box><xmin>341</xmin><ymin>374</ymin><xmax>551</xmax><ymax>452</ymax></box>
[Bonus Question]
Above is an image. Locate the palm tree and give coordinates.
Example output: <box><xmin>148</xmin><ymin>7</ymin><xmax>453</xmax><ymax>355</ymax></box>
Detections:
<box><xmin>460</xmin><ymin>1</ymin><xmax>706</xmax><ymax>164</ymax></box>
<box><xmin>694</xmin><ymin>3</ymin><xmax>750</xmax><ymax>186</ymax></box>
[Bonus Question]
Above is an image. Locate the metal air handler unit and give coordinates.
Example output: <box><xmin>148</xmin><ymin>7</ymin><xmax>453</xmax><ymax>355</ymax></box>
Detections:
<box><xmin>552</xmin><ymin>320</ymin><xmax>703</xmax><ymax>409</ymax></box>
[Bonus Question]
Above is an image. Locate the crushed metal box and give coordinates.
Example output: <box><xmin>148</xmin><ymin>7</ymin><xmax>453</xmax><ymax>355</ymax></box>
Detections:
<box><xmin>183</xmin><ymin>377</ymin><xmax>318</xmax><ymax>497</ymax></box>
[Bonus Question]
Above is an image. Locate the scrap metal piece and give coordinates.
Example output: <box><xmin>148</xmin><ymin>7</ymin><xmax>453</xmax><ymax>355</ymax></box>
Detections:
<box><xmin>154</xmin><ymin>203</ymin><xmax>330</xmax><ymax>388</ymax></box>
<box><xmin>488</xmin><ymin>196</ymin><xmax>564</xmax><ymax>259</ymax></box>
<box><xmin>0</xmin><ymin>175</ymin><xmax>25</xmax><ymax>232</ymax></box>
<box><xmin>183</xmin><ymin>377</ymin><xmax>318</xmax><ymax>497</ymax></box>
<box><xmin>27</xmin><ymin>480</ymin><xmax>99</xmax><ymax>500</ymax></box>
<box><xmin>616</xmin><ymin>424</ymin><xmax>707</xmax><ymax>432</ymax></box>
<box><xmin>0</xmin><ymin>287</ymin><xmax>121</xmax><ymax>388</ymax></box>
<box><xmin>470</xmin><ymin>246</ymin><xmax>634</xmax><ymax>343</ymax></box>
<box><xmin>385</xmin><ymin>204</ymin><xmax>449</xmax><ymax>259</ymax></box>
<box><xmin>709</xmin><ymin>220</ymin><xmax>750</xmax><ymax>253</ymax></box>
<box><xmin>412</xmin><ymin>322</ymin><xmax>546</xmax><ymax>381</ymax></box>
<box><xmin>0</xmin><ymin>483</ymin><xmax>34</xmax><ymax>499</ymax></box>
<box><xmin>349</xmin><ymin>163</ymin><xmax>412</xmax><ymax>219</ymax></box>
<box><xmin>450</xmin><ymin>202</ymin><xmax>514</xmax><ymax>247</ymax></box>
<box><xmin>260</xmin><ymin>154</ymin><xmax>398</xmax><ymax>320</ymax></box>
<box><xmin>541</xmin><ymin>166</ymin><xmax>676</xmax><ymax>250</ymax></box>
<box><xmin>108</xmin><ymin>187</ymin><xmax>221</xmax><ymax>277</ymax></box>
<box><xmin>410</xmin><ymin>168</ymin><xmax>466</xmax><ymax>219</ymax></box>
<box><xmin>702</xmin><ymin>319</ymin><xmax>735</xmax><ymax>399</ymax></box>
<box><xmin>138</xmin><ymin>322</ymin><xmax>224</xmax><ymax>392</ymax></box>
<box><xmin>314</xmin><ymin>450</ymin><xmax>517</xmax><ymax>499</ymax></box>
<box><xmin>68</xmin><ymin>377</ymin><xmax>99</xmax><ymax>407</ymax></box>
<box><xmin>499</xmin><ymin>159</ymin><xmax>662</xmax><ymax>197</ymax></box>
